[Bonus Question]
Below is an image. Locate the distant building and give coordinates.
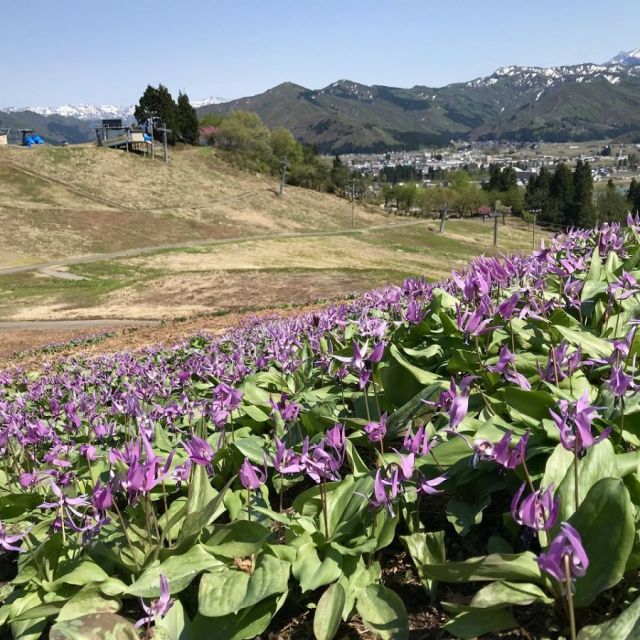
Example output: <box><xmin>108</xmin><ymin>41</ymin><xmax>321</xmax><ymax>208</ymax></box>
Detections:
<box><xmin>0</xmin><ymin>130</ymin><xmax>8</xmax><ymax>146</ymax></box>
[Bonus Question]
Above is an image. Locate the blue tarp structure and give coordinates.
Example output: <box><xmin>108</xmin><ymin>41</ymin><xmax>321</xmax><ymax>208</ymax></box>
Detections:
<box><xmin>24</xmin><ymin>135</ymin><xmax>44</xmax><ymax>147</ymax></box>
<box><xmin>143</xmin><ymin>133</ymin><xmax>153</xmax><ymax>143</ymax></box>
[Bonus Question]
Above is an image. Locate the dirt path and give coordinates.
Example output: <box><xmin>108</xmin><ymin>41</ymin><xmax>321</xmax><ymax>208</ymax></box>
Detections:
<box><xmin>0</xmin><ymin>218</ymin><xmax>430</xmax><ymax>276</ymax></box>
<box><xmin>0</xmin><ymin>319</ymin><xmax>157</xmax><ymax>332</ymax></box>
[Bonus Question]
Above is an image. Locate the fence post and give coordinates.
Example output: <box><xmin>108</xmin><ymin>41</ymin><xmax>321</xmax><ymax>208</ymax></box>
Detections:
<box><xmin>532</xmin><ymin>213</ymin><xmax>537</xmax><ymax>250</ymax></box>
<box><xmin>493</xmin><ymin>213</ymin><xmax>498</xmax><ymax>247</ymax></box>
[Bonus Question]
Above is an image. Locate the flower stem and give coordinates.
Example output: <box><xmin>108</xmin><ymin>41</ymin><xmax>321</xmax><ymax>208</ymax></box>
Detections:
<box><xmin>320</xmin><ymin>479</ymin><xmax>329</xmax><ymax>541</ymax></box>
<box><xmin>247</xmin><ymin>487</ymin><xmax>251</xmax><ymax>522</ymax></box>
<box><xmin>564</xmin><ymin>555</ymin><xmax>577</xmax><ymax>640</ymax></box>
<box><xmin>112</xmin><ymin>501</ymin><xmax>141</xmax><ymax>571</ymax></box>
<box><xmin>573</xmin><ymin>441</ymin><xmax>580</xmax><ymax>512</ymax></box>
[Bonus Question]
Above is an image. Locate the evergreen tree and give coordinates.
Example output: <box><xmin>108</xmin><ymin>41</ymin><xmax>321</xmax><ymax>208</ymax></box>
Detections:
<box><xmin>627</xmin><ymin>178</ymin><xmax>640</xmax><ymax>214</ymax></box>
<box><xmin>176</xmin><ymin>92</ymin><xmax>199</xmax><ymax>144</ymax></box>
<box><xmin>330</xmin><ymin>155</ymin><xmax>350</xmax><ymax>195</ymax></box>
<box><xmin>597</xmin><ymin>179</ymin><xmax>627</xmax><ymax>223</ymax></box>
<box><xmin>550</xmin><ymin>163</ymin><xmax>574</xmax><ymax>225</ymax></box>
<box><xmin>572</xmin><ymin>160</ymin><xmax>596</xmax><ymax>227</ymax></box>
<box><xmin>134</xmin><ymin>83</ymin><xmax>178</xmax><ymax>144</ymax></box>
<box><xmin>525</xmin><ymin>166</ymin><xmax>552</xmax><ymax>221</ymax></box>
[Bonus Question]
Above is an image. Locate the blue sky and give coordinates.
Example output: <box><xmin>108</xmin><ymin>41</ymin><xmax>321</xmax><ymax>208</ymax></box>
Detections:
<box><xmin>3</xmin><ymin>0</ymin><xmax>640</xmax><ymax>105</ymax></box>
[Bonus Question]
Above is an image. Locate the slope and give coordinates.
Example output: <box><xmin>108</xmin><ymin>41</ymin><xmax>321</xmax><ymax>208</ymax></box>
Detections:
<box><xmin>0</xmin><ymin>144</ymin><xmax>387</xmax><ymax>267</ymax></box>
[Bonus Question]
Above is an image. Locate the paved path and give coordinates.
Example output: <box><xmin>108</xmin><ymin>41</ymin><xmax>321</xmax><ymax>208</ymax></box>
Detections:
<box><xmin>0</xmin><ymin>218</ymin><xmax>430</xmax><ymax>276</ymax></box>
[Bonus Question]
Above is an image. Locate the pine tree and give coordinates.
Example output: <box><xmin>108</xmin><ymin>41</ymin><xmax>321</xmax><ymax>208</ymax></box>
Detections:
<box><xmin>134</xmin><ymin>83</ymin><xmax>178</xmax><ymax>144</ymax></box>
<box><xmin>176</xmin><ymin>92</ymin><xmax>199</xmax><ymax>145</ymax></box>
<box><xmin>572</xmin><ymin>160</ymin><xmax>596</xmax><ymax>227</ymax></box>
<box><xmin>550</xmin><ymin>163</ymin><xmax>574</xmax><ymax>225</ymax></box>
<box><xmin>525</xmin><ymin>166</ymin><xmax>552</xmax><ymax>221</ymax></box>
<box><xmin>627</xmin><ymin>178</ymin><xmax>640</xmax><ymax>214</ymax></box>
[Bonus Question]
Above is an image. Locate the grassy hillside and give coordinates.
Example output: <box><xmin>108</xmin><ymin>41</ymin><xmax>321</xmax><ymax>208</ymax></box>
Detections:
<box><xmin>0</xmin><ymin>144</ymin><xmax>388</xmax><ymax>267</ymax></box>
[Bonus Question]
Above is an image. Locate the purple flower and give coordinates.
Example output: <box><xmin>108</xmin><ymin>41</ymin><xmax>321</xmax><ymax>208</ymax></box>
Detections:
<box><xmin>497</xmin><ymin>291</ymin><xmax>521</xmax><ymax>319</ymax></box>
<box><xmin>92</xmin><ymin>482</ymin><xmax>113</xmax><ymax>513</ymax></box>
<box><xmin>417</xmin><ymin>473</ymin><xmax>447</xmax><ymax>496</ymax></box>
<box><xmin>370</xmin><ymin>467</ymin><xmax>399</xmax><ymax>515</ymax></box>
<box><xmin>135</xmin><ymin>574</ymin><xmax>174</xmax><ymax>628</ymax></box>
<box><xmin>301</xmin><ymin>439</ymin><xmax>343</xmax><ymax>483</ymax></box>
<box><xmin>325</xmin><ymin>423</ymin><xmax>346</xmax><ymax>451</ymax></box>
<box><xmin>271</xmin><ymin>393</ymin><xmax>301</xmax><ymax>423</ymax></box>
<box><xmin>405</xmin><ymin>300</ymin><xmax>425</xmax><ymax>324</ymax></box>
<box><xmin>403</xmin><ymin>425</ymin><xmax>433</xmax><ymax>456</ymax></box>
<box><xmin>473</xmin><ymin>431</ymin><xmax>529</xmax><ymax>469</ymax></box>
<box><xmin>549</xmin><ymin>392</ymin><xmax>609</xmax><ymax>455</ymax></box>
<box><xmin>456</xmin><ymin>306</ymin><xmax>495</xmax><ymax>338</ymax></box>
<box><xmin>272</xmin><ymin>437</ymin><xmax>304</xmax><ymax>475</ymax></box>
<box><xmin>364</xmin><ymin>413</ymin><xmax>387</xmax><ymax>443</ymax></box>
<box><xmin>239</xmin><ymin>458</ymin><xmax>266</xmax><ymax>490</ymax></box>
<box><xmin>511</xmin><ymin>483</ymin><xmax>559</xmax><ymax>531</ymax></box>
<box><xmin>183</xmin><ymin>435</ymin><xmax>213</xmax><ymax>467</ymax></box>
<box><xmin>0</xmin><ymin>522</ymin><xmax>25</xmax><ymax>553</ymax></box>
<box><xmin>449</xmin><ymin>393</ymin><xmax>469</xmax><ymax>429</ymax></box>
<box><xmin>609</xmin><ymin>364</ymin><xmax>634</xmax><ymax>397</ymax></box>
<box><xmin>487</xmin><ymin>346</ymin><xmax>531</xmax><ymax>390</ymax></box>
<box><xmin>537</xmin><ymin>522</ymin><xmax>589</xmax><ymax>582</ymax></box>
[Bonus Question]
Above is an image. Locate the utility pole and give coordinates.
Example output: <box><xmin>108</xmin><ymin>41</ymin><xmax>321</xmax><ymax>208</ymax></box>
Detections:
<box><xmin>350</xmin><ymin>178</ymin><xmax>356</xmax><ymax>228</ymax></box>
<box><xmin>493</xmin><ymin>211</ymin><xmax>499</xmax><ymax>247</ymax></box>
<box><xmin>279</xmin><ymin>155</ymin><xmax>287</xmax><ymax>196</ymax></box>
<box><xmin>531</xmin><ymin>209</ymin><xmax>540</xmax><ymax>250</ymax></box>
<box><xmin>439</xmin><ymin>203</ymin><xmax>447</xmax><ymax>234</ymax></box>
<box><xmin>156</xmin><ymin>124</ymin><xmax>171</xmax><ymax>164</ymax></box>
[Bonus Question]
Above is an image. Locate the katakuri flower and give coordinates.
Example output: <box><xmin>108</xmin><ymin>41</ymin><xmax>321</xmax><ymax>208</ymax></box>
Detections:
<box><xmin>537</xmin><ymin>522</ymin><xmax>589</xmax><ymax>582</ymax></box>
<box><xmin>135</xmin><ymin>574</ymin><xmax>174</xmax><ymax>628</ymax></box>
<box><xmin>511</xmin><ymin>483</ymin><xmax>559</xmax><ymax>531</ymax></box>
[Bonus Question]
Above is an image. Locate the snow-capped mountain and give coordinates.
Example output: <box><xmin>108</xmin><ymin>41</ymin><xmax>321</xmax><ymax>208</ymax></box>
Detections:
<box><xmin>609</xmin><ymin>48</ymin><xmax>640</xmax><ymax>67</ymax></box>
<box><xmin>465</xmin><ymin>60</ymin><xmax>640</xmax><ymax>92</ymax></box>
<box><xmin>2</xmin><ymin>104</ymin><xmax>135</xmax><ymax>121</ymax></box>
<box><xmin>2</xmin><ymin>97</ymin><xmax>226</xmax><ymax>121</ymax></box>
<box><xmin>191</xmin><ymin>96</ymin><xmax>226</xmax><ymax>108</ymax></box>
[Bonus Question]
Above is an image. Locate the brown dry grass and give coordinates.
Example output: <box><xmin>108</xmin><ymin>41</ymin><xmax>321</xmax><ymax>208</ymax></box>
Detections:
<box><xmin>0</xmin><ymin>145</ymin><xmax>388</xmax><ymax>265</ymax></box>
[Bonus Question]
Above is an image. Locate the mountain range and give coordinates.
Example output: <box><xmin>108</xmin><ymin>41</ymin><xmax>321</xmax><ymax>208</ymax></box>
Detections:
<box><xmin>4</xmin><ymin>50</ymin><xmax>640</xmax><ymax>150</ymax></box>
<box><xmin>198</xmin><ymin>48</ymin><xmax>640</xmax><ymax>152</ymax></box>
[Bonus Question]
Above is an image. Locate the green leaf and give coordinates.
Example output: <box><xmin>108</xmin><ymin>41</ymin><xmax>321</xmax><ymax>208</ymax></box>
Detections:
<box><xmin>50</xmin><ymin>613</ymin><xmax>139</xmax><ymax>640</ymax></box>
<box><xmin>382</xmin><ymin>344</ymin><xmax>441</xmax><ymax>406</ymax></box>
<box><xmin>500</xmin><ymin>387</ymin><xmax>556</xmax><ymax>423</ymax></box>
<box><xmin>401</xmin><ymin>531</ymin><xmax>445</xmax><ymax>601</ymax></box>
<box><xmin>205</xmin><ymin>521</ymin><xmax>270</xmax><ymax>558</ymax></box>
<box><xmin>43</xmin><ymin>560</ymin><xmax>109</xmax><ymax>592</ymax></box>
<box><xmin>586</xmin><ymin>246</ymin><xmax>602</xmax><ymax>282</ymax></box>
<box><xmin>555</xmin><ymin>326</ymin><xmax>613</xmax><ymax>359</ymax></box>
<box><xmin>292</xmin><ymin>543</ymin><xmax>343</xmax><ymax>592</ymax></box>
<box><xmin>178</xmin><ymin>475</ymin><xmax>233</xmax><ymax>543</ymax></box>
<box><xmin>420</xmin><ymin>552</ymin><xmax>542</xmax><ymax>583</ymax></box>
<box><xmin>155</xmin><ymin>599</ymin><xmax>191</xmax><ymax>640</ymax></box>
<box><xmin>569</xmin><ymin>478</ymin><xmax>635</xmax><ymax>608</ymax></box>
<box><xmin>577</xmin><ymin>593</ymin><xmax>640</xmax><ymax>639</ymax></box>
<box><xmin>57</xmin><ymin>589</ymin><xmax>120</xmax><ymax>622</ymax></box>
<box><xmin>542</xmin><ymin>444</ymin><xmax>574</xmax><ymax>492</ymax></box>
<box><xmin>385</xmin><ymin>381</ymin><xmax>446</xmax><ymax>438</ymax></box>
<box><xmin>557</xmin><ymin>439</ymin><xmax>618</xmax><ymax>520</ymax></box>
<box><xmin>356</xmin><ymin>584</ymin><xmax>409</xmax><ymax>640</ymax></box>
<box><xmin>469</xmin><ymin>581</ymin><xmax>553</xmax><ymax>608</ymax></box>
<box><xmin>127</xmin><ymin>544</ymin><xmax>223</xmax><ymax>597</ymax></box>
<box><xmin>446</xmin><ymin>495</ymin><xmax>490</xmax><ymax>536</ymax></box>
<box><xmin>192</xmin><ymin>592</ymin><xmax>287</xmax><ymax>640</ymax></box>
<box><xmin>198</xmin><ymin>554</ymin><xmax>290</xmax><ymax>617</ymax></box>
<box><xmin>442</xmin><ymin>608</ymin><xmax>517</xmax><ymax>640</ymax></box>
<box><xmin>313</xmin><ymin>583</ymin><xmax>346</xmax><ymax>640</ymax></box>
